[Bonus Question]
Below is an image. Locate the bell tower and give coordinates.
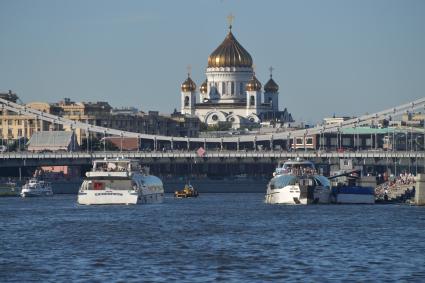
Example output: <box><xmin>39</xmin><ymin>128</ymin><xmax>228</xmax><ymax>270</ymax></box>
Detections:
<box><xmin>180</xmin><ymin>69</ymin><xmax>197</xmax><ymax>115</ymax></box>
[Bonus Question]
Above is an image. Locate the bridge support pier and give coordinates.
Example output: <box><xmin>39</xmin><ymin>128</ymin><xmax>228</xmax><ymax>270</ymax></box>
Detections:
<box><xmin>414</xmin><ymin>174</ymin><xmax>425</xmax><ymax>206</ymax></box>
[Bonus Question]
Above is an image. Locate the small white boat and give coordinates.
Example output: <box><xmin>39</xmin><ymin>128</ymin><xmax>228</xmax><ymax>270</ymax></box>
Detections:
<box><xmin>78</xmin><ymin>159</ymin><xmax>164</xmax><ymax>205</ymax></box>
<box><xmin>265</xmin><ymin>159</ymin><xmax>331</xmax><ymax>205</ymax></box>
<box><xmin>20</xmin><ymin>178</ymin><xmax>53</xmax><ymax>197</ymax></box>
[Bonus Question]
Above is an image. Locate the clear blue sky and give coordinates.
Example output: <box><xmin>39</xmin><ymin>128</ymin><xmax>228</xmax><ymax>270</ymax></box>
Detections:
<box><xmin>1</xmin><ymin>0</ymin><xmax>424</xmax><ymax>123</ymax></box>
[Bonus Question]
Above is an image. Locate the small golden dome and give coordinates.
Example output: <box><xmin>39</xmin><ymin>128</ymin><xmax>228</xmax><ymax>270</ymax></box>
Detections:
<box><xmin>200</xmin><ymin>79</ymin><xmax>208</xmax><ymax>94</ymax></box>
<box><xmin>246</xmin><ymin>75</ymin><xmax>262</xmax><ymax>91</ymax></box>
<box><xmin>264</xmin><ymin>76</ymin><xmax>279</xmax><ymax>93</ymax></box>
<box><xmin>181</xmin><ymin>75</ymin><xmax>196</xmax><ymax>92</ymax></box>
<box><xmin>207</xmin><ymin>31</ymin><xmax>253</xmax><ymax>68</ymax></box>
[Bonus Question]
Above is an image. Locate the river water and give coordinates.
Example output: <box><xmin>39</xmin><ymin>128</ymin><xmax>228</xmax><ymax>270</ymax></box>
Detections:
<box><xmin>1</xmin><ymin>194</ymin><xmax>425</xmax><ymax>282</ymax></box>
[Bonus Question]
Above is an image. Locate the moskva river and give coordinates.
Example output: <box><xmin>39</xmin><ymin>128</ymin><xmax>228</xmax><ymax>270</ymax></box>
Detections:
<box><xmin>1</xmin><ymin>194</ymin><xmax>425</xmax><ymax>282</ymax></box>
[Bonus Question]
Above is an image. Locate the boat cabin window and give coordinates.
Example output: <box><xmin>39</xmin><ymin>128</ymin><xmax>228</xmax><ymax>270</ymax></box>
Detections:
<box><xmin>281</xmin><ymin>162</ymin><xmax>316</xmax><ymax>175</ymax></box>
<box><xmin>93</xmin><ymin>161</ymin><xmax>139</xmax><ymax>172</ymax></box>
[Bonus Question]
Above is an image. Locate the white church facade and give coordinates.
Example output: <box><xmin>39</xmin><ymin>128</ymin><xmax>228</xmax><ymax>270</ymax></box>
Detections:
<box><xmin>180</xmin><ymin>21</ymin><xmax>293</xmax><ymax>129</ymax></box>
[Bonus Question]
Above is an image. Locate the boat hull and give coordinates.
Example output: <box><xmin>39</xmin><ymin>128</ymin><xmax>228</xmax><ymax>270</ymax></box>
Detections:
<box><xmin>77</xmin><ymin>190</ymin><xmax>164</xmax><ymax>205</ymax></box>
<box><xmin>78</xmin><ymin>189</ymin><xmax>138</xmax><ymax>205</ymax></box>
<box><xmin>265</xmin><ymin>185</ymin><xmax>330</xmax><ymax>205</ymax></box>
<box><xmin>335</xmin><ymin>194</ymin><xmax>375</xmax><ymax>204</ymax></box>
<box><xmin>20</xmin><ymin>190</ymin><xmax>53</xmax><ymax>197</ymax></box>
<box><xmin>265</xmin><ymin>186</ymin><xmax>305</xmax><ymax>204</ymax></box>
<box><xmin>331</xmin><ymin>186</ymin><xmax>375</xmax><ymax>204</ymax></box>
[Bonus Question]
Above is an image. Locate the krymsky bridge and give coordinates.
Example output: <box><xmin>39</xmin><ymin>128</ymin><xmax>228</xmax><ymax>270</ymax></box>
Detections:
<box><xmin>0</xmin><ymin>97</ymin><xmax>425</xmax><ymax>168</ymax></box>
<box><xmin>1</xmin><ymin>97</ymin><xmax>424</xmax><ymax>148</ymax></box>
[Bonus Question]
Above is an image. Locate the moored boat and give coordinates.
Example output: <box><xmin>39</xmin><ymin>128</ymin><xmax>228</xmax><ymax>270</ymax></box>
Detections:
<box><xmin>78</xmin><ymin>159</ymin><xmax>164</xmax><ymax>205</ymax></box>
<box><xmin>329</xmin><ymin>170</ymin><xmax>375</xmax><ymax>204</ymax></box>
<box><xmin>331</xmin><ymin>186</ymin><xmax>375</xmax><ymax>204</ymax></box>
<box><xmin>20</xmin><ymin>178</ymin><xmax>53</xmax><ymax>197</ymax></box>
<box><xmin>265</xmin><ymin>159</ymin><xmax>331</xmax><ymax>205</ymax></box>
<box><xmin>174</xmin><ymin>184</ymin><xmax>199</xmax><ymax>198</ymax></box>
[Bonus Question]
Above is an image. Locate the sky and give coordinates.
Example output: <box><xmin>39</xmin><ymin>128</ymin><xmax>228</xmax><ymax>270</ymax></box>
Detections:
<box><xmin>0</xmin><ymin>0</ymin><xmax>424</xmax><ymax>123</ymax></box>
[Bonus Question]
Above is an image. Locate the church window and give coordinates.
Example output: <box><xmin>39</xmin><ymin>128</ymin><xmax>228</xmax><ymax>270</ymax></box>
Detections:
<box><xmin>184</xmin><ymin>96</ymin><xmax>189</xmax><ymax>107</ymax></box>
<box><xmin>250</xmin><ymin>95</ymin><xmax>255</xmax><ymax>106</ymax></box>
<box><xmin>222</xmin><ymin>82</ymin><xmax>226</xmax><ymax>94</ymax></box>
<box><xmin>212</xmin><ymin>114</ymin><xmax>218</xmax><ymax>121</ymax></box>
<box><xmin>231</xmin><ymin>82</ymin><xmax>235</xmax><ymax>95</ymax></box>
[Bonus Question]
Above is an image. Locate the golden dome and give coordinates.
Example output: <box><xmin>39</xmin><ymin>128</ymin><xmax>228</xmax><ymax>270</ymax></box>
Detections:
<box><xmin>181</xmin><ymin>75</ymin><xmax>196</xmax><ymax>92</ymax></box>
<box><xmin>246</xmin><ymin>75</ymin><xmax>261</xmax><ymax>91</ymax></box>
<box><xmin>200</xmin><ymin>79</ymin><xmax>208</xmax><ymax>94</ymax></box>
<box><xmin>207</xmin><ymin>31</ymin><xmax>253</xmax><ymax>68</ymax></box>
<box><xmin>264</xmin><ymin>76</ymin><xmax>279</xmax><ymax>93</ymax></box>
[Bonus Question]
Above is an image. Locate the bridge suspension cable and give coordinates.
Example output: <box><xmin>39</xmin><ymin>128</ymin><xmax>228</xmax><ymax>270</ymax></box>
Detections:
<box><xmin>1</xmin><ymin>96</ymin><xmax>424</xmax><ymax>143</ymax></box>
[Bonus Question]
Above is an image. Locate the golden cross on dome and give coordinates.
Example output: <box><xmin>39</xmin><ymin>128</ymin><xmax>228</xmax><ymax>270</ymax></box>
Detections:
<box><xmin>227</xmin><ymin>13</ymin><xmax>235</xmax><ymax>30</ymax></box>
<box><xmin>187</xmin><ymin>65</ymin><xmax>192</xmax><ymax>77</ymax></box>
<box><xmin>269</xmin><ymin>66</ymin><xmax>274</xmax><ymax>78</ymax></box>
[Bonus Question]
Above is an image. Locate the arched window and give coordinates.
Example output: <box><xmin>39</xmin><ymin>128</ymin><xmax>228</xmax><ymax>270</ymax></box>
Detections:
<box><xmin>184</xmin><ymin>96</ymin><xmax>189</xmax><ymax>107</ymax></box>
<box><xmin>250</xmin><ymin>95</ymin><xmax>255</xmax><ymax>106</ymax></box>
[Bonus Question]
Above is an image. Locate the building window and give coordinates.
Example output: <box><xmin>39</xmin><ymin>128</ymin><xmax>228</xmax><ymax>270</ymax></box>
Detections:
<box><xmin>240</xmin><ymin>82</ymin><xmax>243</xmax><ymax>94</ymax></box>
<box><xmin>18</xmin><ymin>129</ymin><xmax>22</xmax><ymax>136</ymax></box>
<box><xmin>184</xmin><ymin>96</ymin><xmax>189</xmax><ymax>107</ymax></box>
<box><xmin>222</xmin><ymin>82</ymin><xmax>226</xmax><ymax>95</ymax></box>
<box><xmin>250</xmin><ymin>95</ymin><xmax>255</xmax><ymax>106</ymax></box>
<box><xmin>306</xmin><ymin>138</ymin><xmax>313</xmax><ymax>145</ymax></box>
<box><xmin>231</xmin><ymin>82</ymin><xmax>235</xmax><ymax>95</ymax></box>
<box><xmin>212</xmin><ymin>114</ymin><xmax>218</xmax><ymax>121</ymax></box>
<box><xmin>8</xmin><ymin>120</ymin><xmax>12</xmax><ymax>126</ymax></box>
<box><xmin>342</xmin><ymin>138</ymin><xmax>351</xmax><ymax>146</ymax></box>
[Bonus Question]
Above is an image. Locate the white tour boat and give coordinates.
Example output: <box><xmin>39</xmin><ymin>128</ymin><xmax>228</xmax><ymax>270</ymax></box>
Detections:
<box><xmin>265</xmin><ymin>159</ymin><xmax>331</xmax><ymax>205</ymax></box>
<box><xmin>20</xmin><ymin>178</ymin><xmax>53</xmax><ymax>197</ymax></box>
<box><xmin>77</xmin><ymin>159</ymin><xmax>164</xmax><ymax>205</ymax></box>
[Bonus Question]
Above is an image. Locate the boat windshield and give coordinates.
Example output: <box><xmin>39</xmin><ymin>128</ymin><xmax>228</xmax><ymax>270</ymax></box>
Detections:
<box><xmin>272</xmin><ymin>175</ymin><xmax>298</xmax><ymax>189</ymax></box>
<box><xmin>314</xmin><ymin>175</ymin><xmax>330</xmax><ymax>187</ymax></box>
<box><xmin>276</xmin><ymin>161</ymin><xmax>316</xmax><ymax>176</ymax></box>
<box><xmin>272</xmin><ymin>175</ymin><xmax>330</xmax><ymax>189</ymax></box>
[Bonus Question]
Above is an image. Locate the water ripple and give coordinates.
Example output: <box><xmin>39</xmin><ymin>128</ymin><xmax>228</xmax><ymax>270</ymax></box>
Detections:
<box><xmin>1</xmin><ymin>194</ymin><xmax>425</xmax><ymax>282</ymax></box>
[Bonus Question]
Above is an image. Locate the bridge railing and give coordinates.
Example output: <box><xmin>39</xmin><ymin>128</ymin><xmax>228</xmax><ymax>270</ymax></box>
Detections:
<box><xmin>0</xmin><ymin>150</ymin><xmax>424</xmax><ymax>160</ymax></box>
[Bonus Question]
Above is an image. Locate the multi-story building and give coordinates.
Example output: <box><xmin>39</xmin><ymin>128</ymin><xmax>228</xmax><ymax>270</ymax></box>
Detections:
<box><xmin>0</xmin><ymin>91</ymin><xmax>62</xmax><ymax>142</ymax></box>
<box><xmin>0</xmin><ymin>93</ymin><xmax>200</xmax><ymax>148</ymax></box>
